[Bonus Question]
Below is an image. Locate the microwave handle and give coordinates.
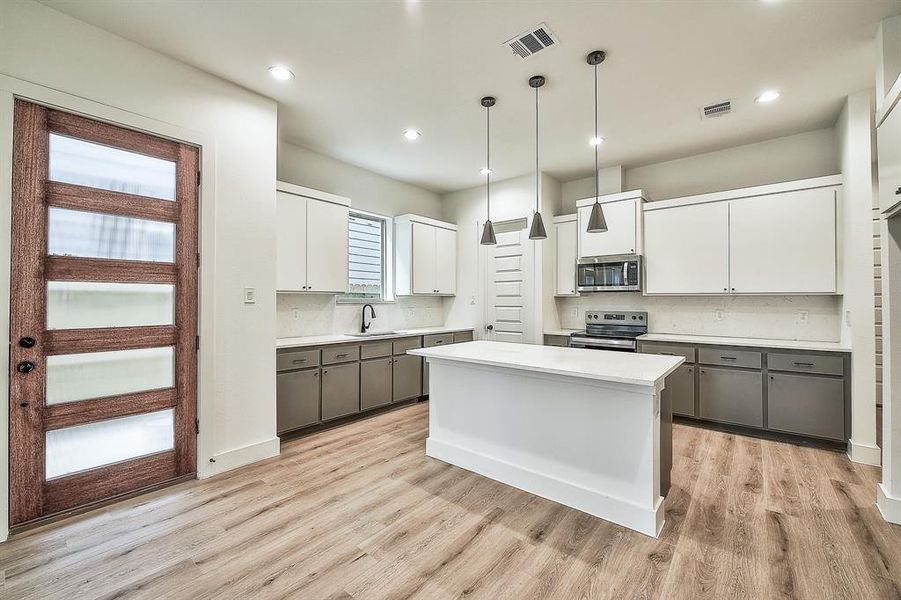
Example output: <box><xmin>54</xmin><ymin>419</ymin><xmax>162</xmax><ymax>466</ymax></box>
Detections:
<box><xmin>623</xmin><ymin>262</ymin><xmax>628</xmax><ymax>283</ymax></box>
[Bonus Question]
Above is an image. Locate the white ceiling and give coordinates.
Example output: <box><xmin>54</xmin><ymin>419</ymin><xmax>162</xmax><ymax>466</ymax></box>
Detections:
<box><xmin>42</xmin><ymin>0</ymin><xmax>901</xmax><ymax>193</ymax></box>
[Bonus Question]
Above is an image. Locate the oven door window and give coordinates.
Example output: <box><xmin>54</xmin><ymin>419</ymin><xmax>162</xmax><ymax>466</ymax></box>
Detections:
<box><xmin>578</xmin><ymin>262</ymin><xmax>627</xmax><ymax>287</ymax></box>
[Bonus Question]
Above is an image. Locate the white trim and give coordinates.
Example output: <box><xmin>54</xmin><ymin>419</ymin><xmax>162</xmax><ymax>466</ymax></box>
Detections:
<box><xmin>644</xmin><ymin>174</ymin><xmax>844</xmax><ymax>211</ymax></box>
<box><xmin>394</xmin><ymin>213</ymin><xmax>457</xmax><ymax>231</ymax></box>
<box><xmin>877</xmin><ymin>72</ymin><xmax>901</xmax><ymax>127</ymax></box>
<box><xmin>199</xmin><ymin>437</ymin><xmax>280</xmax><ymax>479</ymax></box>
<box><xmin>276</xmin><ymin>180</ymin><xmax>351</xmax><ymax>207</ymax></box>
<box><xmin>552</xmin><ymin>213</ymin><xmax>577</xmax><ymax>224</ymax></box>
<box><xmin>847</xmin><ymin>439</ymin><xmax>882</xmax><ymax>466</ymax></box>
<box><xmin>575</xmin><ymin>189</ymin><xmax>647</xmax><ymax>208</ymax></box>
<box><xmin>877</xmin><ymin>483</ymin><xmax>901</xmax><ymax>525</ymax></box>
<box><xmin>426</xmin><ymin>437</ymin><xmax>664</xmax><ymax>537</ymax></box>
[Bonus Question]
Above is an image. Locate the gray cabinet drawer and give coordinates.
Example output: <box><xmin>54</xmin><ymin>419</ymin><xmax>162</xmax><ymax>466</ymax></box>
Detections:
<box><xmin>669</xmin><ymin>363</ymin><xmax>696</xmax><ymax>417</ymax></box>
<box><xmin>360</xmin><ymin>341</ymin><xmax>392</xmax><ymax>360</ymax></box>
<box><xmin>322</xmin><ymin>344</ymin><xmax>360</xmax><ymax>365</ymax></box>
<box><xmin>768</xmin><ymin>373</ymin><xmax>845</xmax><ymax>440</ymax></box>
<box><xmin>276</xmin><ymin>349</ymin><xmax>320</xmax><ymax>372</ymax></box>
<box><xmin>698</xmin><ymin>347</ymin><xmax>761</xmax><ymax>369</ymax></box>
<box><xmin>641</xmin><ymin>342</ymin><xmax>695</xmax><ymax>364</ymax></box>
<box><xmin>767</xmin><ymin>352</ymin><xmax>844</xmax><ymax>376</ymax></box>
<box><xmin>277</xmin><ymin>368</ymin><xmax>320</xmax><ymax>433</ymax></box>
<box><xmin>393</xmin><ymin>336</ymin><xmax>422</xmax><ymax>355</ymax></box>
<box><xmin>453</xmin><ymin>330</ymin><xmax>474</xmax><ymax>343</ymax></box>
<box><xmin>361</xmin><ymin>358</ymin><xmax>392</xmax><ymax>411</ymax></box>
<box><xmin>424</xmin><ymin>333</ymin><xmax>454</xmax><ymax>348</ymax></box>
<box><xmin>321</xmin><ymin>362</ymin><xmax>360</xmax><ymax>421</ymax></box>
<box><xmin>699</xmin><ymin>367</ymin><xmax>763</xmax><ymax>427</ymax></box>
<box><xmin>393</xmin><ymin>355</ymin><xmax>422</xmax><ymax>401</ymax></box>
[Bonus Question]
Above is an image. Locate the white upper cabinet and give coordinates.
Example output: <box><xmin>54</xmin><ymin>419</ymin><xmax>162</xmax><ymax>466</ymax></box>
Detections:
<box><xmin>644</xmin><ymin>202</ymin><xmax>730</xmax><ymax>294</ymax></box>
<box><xmin>643</xmin><ymin>175</ymin><xmax>841</xmax><ymax>295</ymax></box>
<box><xmin>575</xmin><ymin>191</ymin><xmax>645</xmax><ymax>258</ymax></box>
<box><xmin>729</xmin><ymin>188</ymin><xmax>836</xmax><ymax>294</ymax></box>
<box><xmin>276</xmin><ymin>182</ymin><xmax>350</xmax><ymax>294</ymax></box>
<box><xmin>877</xmin><ymin>98</ymin><xmax>901</xmax><ymax>215</ymax></box>
<box><xmin>554</xmin><ymin>216</ymin><xmax>578</xmax><ymax>296</ymax></box>
<box><xmin>396</xmin><ymin>215</ymin><xmax>457</xmax><ymax>296</ymax></box>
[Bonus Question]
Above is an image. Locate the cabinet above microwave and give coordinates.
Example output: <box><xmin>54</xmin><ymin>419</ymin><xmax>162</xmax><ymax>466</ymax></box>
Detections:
<box><xmin>575</xmin><ymin>190</ymin><xmax>647</xmax><ymax>259</ymax></box>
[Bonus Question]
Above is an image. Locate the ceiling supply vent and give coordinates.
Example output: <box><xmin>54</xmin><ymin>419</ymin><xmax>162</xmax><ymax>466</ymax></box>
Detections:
<box><xmin>700</xmin><ymin>100</ymin><xmax>733</xmax><ymax>120</ymax></box>
<box><xmin>504</xmin><ymin>23</ymin><xmax>558</xmax><ymax>59</ymax></box>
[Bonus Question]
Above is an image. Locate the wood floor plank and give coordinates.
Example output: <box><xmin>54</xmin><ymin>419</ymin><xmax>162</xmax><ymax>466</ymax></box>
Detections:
<box><xmin>1</xmin><ymin>401</ymin><xmax>899</xmax><ymax>600</ymax></box>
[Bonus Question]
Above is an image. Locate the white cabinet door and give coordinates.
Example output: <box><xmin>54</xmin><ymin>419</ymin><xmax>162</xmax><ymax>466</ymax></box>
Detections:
<box><xmin>729</xmin><ymin>188</ymin><xmax>836</xmax><ymax>294</ymax></box>
<box><xmin>411</xmin><ymin>222</ymin><xmax>437</xmax><ymax>294</ymax></box>
<box><xmin>305</xmin><ymin>199</ymin><xmax>349</xmax><ymax>293</ymax></box>
<box><xmin>435</xmin><ymin>227</ymin><xmax>456</xmax><ymax>295</ymax></box>
<box><xmin>578</xmin><ymin>198</ymin><xmax>637</xmax><ymax>258</ymax></box>
<box><xmin>644</xmin><ymin>202</ymin><xmax>730</xmax><ymax>294</ymax></box>
<box><xmin>878</xmin><ymin>103</ymin><xmax>901</xmax><ymax>215</ymax></box>
<box><xmin>276</xmin><ymin>191</ymin><xmax>307</xmax><ymax>292</ymax></box>
<box><xmin>555</xmin><ymin>220</ymin><xmax>577</xmax><ymax>295</ymax></box>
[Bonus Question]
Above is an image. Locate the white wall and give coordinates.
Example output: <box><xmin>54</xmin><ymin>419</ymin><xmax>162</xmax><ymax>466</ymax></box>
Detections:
<box><xmin>560</xmin><ymin>166</ymin><xmax>624</xmax><ymax>213</ymax></box>
<box><xmin>876</xmin><ymin>15</ymin><xmax>901</xmax><ymax>111</ymax></box>
<box><xmin>836</xmin><ymin>90</ymin><xmax>880</xmax><ymax>466</ymax></box>
<box><xmin>276</xmin><ymin>141</ymin><xmax>444</xmax><ymax>337</ymax></box>
<box><xmin>0</xmin><ymin>0</ymin><xmax>280</xmax><ymax>541</ymax></box>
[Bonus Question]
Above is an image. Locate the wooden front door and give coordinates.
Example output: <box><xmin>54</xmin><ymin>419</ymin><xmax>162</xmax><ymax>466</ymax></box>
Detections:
<box><xmin>9</xmin><ymin>99</ymin><xmax>199</xmax><ymax>526</ymax></box>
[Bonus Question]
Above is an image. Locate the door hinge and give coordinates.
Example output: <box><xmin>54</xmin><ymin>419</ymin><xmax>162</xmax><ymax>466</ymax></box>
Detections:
<box><xmin>197</xmin><ymin>170</ymin><xmax>201</xmax><ymax>186</ymax></box>
<box><xmin>195</xmin><ymin>418</ymin><xmax>200</xmax><ymax>434</ymax></box>
<box><xmin>195</xmin><ymin>335</ymin><xmax>200</xmax><ymax>351</ymax></box>
<box><xmin>197</xmin><ymin>251</ymin><xmax>201</xmax><ymax>266</ymax></box>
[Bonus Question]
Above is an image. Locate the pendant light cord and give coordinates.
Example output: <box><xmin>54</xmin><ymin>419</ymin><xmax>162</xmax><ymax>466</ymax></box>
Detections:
<box><xmin>535</xmin><ymin>84</ymin><xmax>540</xmax><ymax>213</ymax></box>
<box><xmin>486</xmin><ymin>104</ymin><xmax>491</xmax><ymax>221</ymax></box>
<box><xmin>594</xmin><ymin>62</ymin><xmax>599</xmax><ymax>204</ymax></box>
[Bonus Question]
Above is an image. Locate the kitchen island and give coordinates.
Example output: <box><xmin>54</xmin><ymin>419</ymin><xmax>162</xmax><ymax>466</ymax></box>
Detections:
<box><xmin>409</xmin><ymin>341</ymin><xmax>683</xmax><ymax>537</ymax></box>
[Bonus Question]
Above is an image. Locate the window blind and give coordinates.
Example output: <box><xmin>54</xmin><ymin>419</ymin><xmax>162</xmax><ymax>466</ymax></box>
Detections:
<box><xmin>347</xmin><ymin>213</ymin><xmax>384</xmax><ymax>298</ymax></box>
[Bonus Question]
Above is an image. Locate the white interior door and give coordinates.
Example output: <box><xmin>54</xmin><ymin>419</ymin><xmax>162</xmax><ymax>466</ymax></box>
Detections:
<box><xmin>484</xmin><ymin>219</ymin><xmax>535</xmax><ymax>344</ymax></box>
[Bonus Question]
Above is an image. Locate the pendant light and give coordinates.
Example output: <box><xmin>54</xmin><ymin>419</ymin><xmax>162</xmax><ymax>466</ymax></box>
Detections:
<box><xmin>528</xmin><ymin>75</ymin><xmax>548</xmax><ymax>240</ymax></box>
<box><xmin>586</xmin><ymin>50</ymin><xmax>608</xmax><ymax>233</ymax></box>
<box><xmin>480</xmin><ymin>96</ymin><xmax>497</xmax><ymax>246</ymax></box>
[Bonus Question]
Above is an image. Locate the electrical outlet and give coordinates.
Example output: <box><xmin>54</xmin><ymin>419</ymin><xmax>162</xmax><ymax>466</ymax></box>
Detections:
<box><xmin>407</xmin><ymin>308</ymin><xmax>415</xmax><ymax>319</ymax></box>
<box><xmin>797</xmin><ymin>309</ymin><xmax>810</xmax><ymax>325</ymax></box>
<box><xmin>469</xmin><ymin>295</ymin><xmax>476</xmax><ymax>306</ymax></box>
<box><xmin>243</xmin><ymin>287</ymin><xmax>256</xmax><ymax>304</ymax></box>
<box><xmin>714</xmin><ymin>308</ymin><xmax>725</xmax><ymax>322</ymax></box>
<box><xmin>292</xmin><ymin>309</ymin><xmax>300</xmax><ymax>321</ymax></box>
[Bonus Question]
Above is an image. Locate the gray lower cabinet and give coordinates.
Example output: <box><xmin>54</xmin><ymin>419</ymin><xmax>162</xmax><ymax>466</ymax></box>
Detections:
<box><xmin>669</xmin><ymin>364</ymin><xmax>696</xmax><ymax>417</ymax></box>
<box><xmin>276</xmin><ymin>368</ymin><xmax>320</xmax><ymax>434</ymax></box>
<box><xmin>698</xmin><ymin>366</ymin><xmax>763</xmax><ymax>428</ymax></box>
<box><xmin>361</xmin><ymin>358</ymin><xmax>393</xmax><ymax>411</ymax></box>
<box><xmin>768</xmin><ymin>373</ymin><xmax>844</xmax><ymax>440</ymax></box>
<box><xmin>393</xmin><ymin>355</ymin><xmax>422</xmax><ymax>402</ymax></box>
<box><xmin>321</xmin><ymin>362</ymin><xmax>360</xmax><ymax>421</ymax></box>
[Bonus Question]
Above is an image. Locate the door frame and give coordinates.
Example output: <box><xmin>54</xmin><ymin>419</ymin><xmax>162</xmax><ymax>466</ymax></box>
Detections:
<box><xmin>0</xmin><ymin>75</ymin><xmax>217</xmax><ymax>542</ymax></box>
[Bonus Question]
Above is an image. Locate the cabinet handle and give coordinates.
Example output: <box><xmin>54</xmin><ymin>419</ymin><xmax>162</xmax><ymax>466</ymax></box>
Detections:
<box><xmin>313</xmin><ymin>371</ymin><xmax>319</xmax><ymax>377</ymax></box>
<box><xmin>688</xmin><ymin>368</ymin><xmax>693</xmax><ymax>373</ymax></box>
<box><xmin>896</xmin><ymin>187</ymin><xmax>901</xmax><ymax>195</ymax></box>
<box><xmin>435</xmin><ymin>340</ymin><xmax>444</xmax><ymax>344</ymax></box>
<box><xmin>723</xmin><ymin>288</ymin><xmax>727</xmax><ymax>292</ymax></box>
<box><xmin>793</xmin><ymin>362</ymin><xmax>815</xmax><ymax>367</ymax></box>
<box><xmin>323</xmin><ymin>370</ymin><xmax>328</xmax><ymax>375</ymax></box>
<box><xmin>720</xmin><ymin>356</ymin><xmax>737</xmax><ymax>361</ymax></box>
<box><xmin>731</xmin><ymin>288</ymin><xmax>735</xmax><ymax>292</ymax></box>
<box><xmin>292</xmin><ymin>359</ymin><xmax>307</xmax><ymax>364</ymax></box>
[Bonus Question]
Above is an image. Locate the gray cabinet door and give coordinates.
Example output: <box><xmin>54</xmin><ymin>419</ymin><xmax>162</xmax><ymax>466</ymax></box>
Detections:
<box><xmin>423</xmin><ymin>359</ymin><xmax>430</xmax><ymax>395</ymax></box>
<box><xmin>361</xmin><ymin>358</ymin><xmax>392</xmax><ymax>411</ymax></box>
<box><xmin>669</xmin><ymin>364</ymin><xmax>696</xmax><ymax>417</ymax></box>
<box><xmin>698</xmin><ymin>367</ymin><xmax>763</xmax><ymax>427</ymax></box>
<box><xmin>393</xmin><ymin>355</ymin><xmax>422</xmax><ymax>402</ymax></box>
<box><xmin>321</xmin><ymin>362</ymin><xmax>360</xmax><ymax>421</ymax></box>
<box><xmin>768</xmin><ymin>373</ymin><xmax>845</xmax><ymax>440</ymax></box>
<box><xmin>277</xmin><ymin>368</ymin><xmax>320</xmax><ymax>433</ymax></box>
<box><xmin>453</xmin><ymin>330</ymin><xmax>474</xmax><ymax>343</ymax></box>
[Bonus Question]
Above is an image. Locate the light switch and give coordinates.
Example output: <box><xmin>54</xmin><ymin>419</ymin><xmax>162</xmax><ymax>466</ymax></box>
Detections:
<box><xmin>798</xmin><ymin>309</ymin><xmax>810</xmax><ymax>325</ymax></box>
<box><xmin>243</xmin><ymin>287</ymin><xmax>256</xmax><ymax>304</ymax></box>
<box><xmin>714</xmin><ymin>308</ymin><xmax>725</xmax><ymax>322</ymax></box>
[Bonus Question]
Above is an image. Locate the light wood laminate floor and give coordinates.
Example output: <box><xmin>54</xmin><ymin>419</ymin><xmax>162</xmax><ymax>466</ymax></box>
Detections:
<box><xmin>1</xmin><ymin>401</ymin><xmax>899</xmax><ymax>599</ymax></box>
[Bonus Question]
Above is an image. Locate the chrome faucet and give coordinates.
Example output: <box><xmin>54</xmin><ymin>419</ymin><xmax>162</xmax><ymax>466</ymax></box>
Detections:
<box><xmin>361</xmin><ymin>303</ymin><xmax>376</xmax><ymax>333</ymax></box>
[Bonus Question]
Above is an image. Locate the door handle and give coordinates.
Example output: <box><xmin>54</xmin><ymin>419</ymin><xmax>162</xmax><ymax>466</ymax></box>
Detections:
<box><xmin>17</xmin><ymin>361</ymin><xmax>35</xmax><ymax>373</ymax></box>
<box><xmin>895</xmin><ymin>187</ymin><xmax>901</xmax><ymax>195</ymax></box>
<box><xmin>486</xmin><ymin>325</ymin><xmax>494</xmax><ymax>331</ymax></box>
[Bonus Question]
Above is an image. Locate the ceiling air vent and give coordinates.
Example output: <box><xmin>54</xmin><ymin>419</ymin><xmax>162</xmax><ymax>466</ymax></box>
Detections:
<box><xmin>504</xmin><ymin>23</ymin><xmax>558</xmax><ymax>59</ymax></box>
<box><xmin>700</xmin><ymin>100</ymin><xmax>733</xmax><ymax>120</ymax></box>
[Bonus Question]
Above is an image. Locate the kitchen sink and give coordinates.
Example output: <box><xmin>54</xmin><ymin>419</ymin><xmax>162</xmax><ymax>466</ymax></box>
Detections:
<box><xmin>346</xmin><ymin>331</ymin><xmax>399</xmax><ymax>337</ymax></box>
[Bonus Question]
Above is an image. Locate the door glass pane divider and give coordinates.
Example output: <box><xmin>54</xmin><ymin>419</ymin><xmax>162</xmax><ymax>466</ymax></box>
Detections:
<box><xmin>47</xmin><ymin>110</ymin><xmax>180</xmax><ymax>162</ymax></box>
<box><xmin>45</xmin><ymin>256</ymin><xmax>177</xmax><ymax>284</ymax></box>
<box><xmin>43</xmin><ymin>386</ymin><xmax>177</xmax><ymax>431</ymax></box>
<box><xmin>44</xmin><ymin>325</ymin><xmax>178</xmax><ymax>355</ymax></box>
<box><xmin>46</xmin><ymin>181</ymin><xmax>179</xmax><ymax>222</ymax></box>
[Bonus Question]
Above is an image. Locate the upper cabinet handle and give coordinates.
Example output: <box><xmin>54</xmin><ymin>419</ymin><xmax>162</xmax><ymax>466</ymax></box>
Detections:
<box><xmin>895</xmin><ymin>186</ymin><xmax>901</xmax><ymax>195</ymax></box>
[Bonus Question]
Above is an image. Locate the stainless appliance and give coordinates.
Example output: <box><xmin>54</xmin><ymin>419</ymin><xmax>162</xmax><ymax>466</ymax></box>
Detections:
<box><xmin>577</xmin><ymin>254</ymin><xmax>641</xmax><ymax>292</ymax></box>
<box><xmin>570</xmin><ymin>310</ymin><xmax>648</xmax><ymax>352</ymax></box>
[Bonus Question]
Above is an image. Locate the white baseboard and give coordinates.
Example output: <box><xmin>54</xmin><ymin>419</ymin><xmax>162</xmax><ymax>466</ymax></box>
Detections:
<box><xmin>199</xmin><ymin>437</ymin><xmax>280</xmax><ymax>479</ymax></box>
<box><xmin>877</xmin><ymin>484</ymin><xmax>901</xmax><ymax>525</ymax></box>
<box><xmin>426</xmin><ymin>437</ymin><xmax>664</xmax><ymax>538</ymax></box>
<box><xmin>847</xmin><ymin>439</ymin><xmax>881</xmax><ymax>466</ymax></box>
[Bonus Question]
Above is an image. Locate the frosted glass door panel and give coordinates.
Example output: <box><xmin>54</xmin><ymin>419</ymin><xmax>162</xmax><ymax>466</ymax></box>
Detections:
<box><xmin>49</xmin><ymin>133</ymin><xmax>176</xmax><ymax>201</ymax></box>
<box><xmin>47</xmin><ymin>282</ymin><xmax>175</xmax><ymax>330</ymax></box>
<box><xmin>48</xmin><ymin>207</ymin><xmax>175</xmax><ymax>262</ymax></box>
<box><xmin>45</xmin><ymin>409</ymin><xmax>175</xmax><ymax>479</ymax></box>
<box><xmin>46</xmin><ymin>346</ymin><xmax>175</xmax><ymax>405</ymax></box>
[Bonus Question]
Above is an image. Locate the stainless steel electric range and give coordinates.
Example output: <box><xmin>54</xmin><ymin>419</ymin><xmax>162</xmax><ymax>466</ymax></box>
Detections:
<box><xmin>570</xmin><ymin>310</ymin><xmax>648</xmax><ymax>352</ymax></box>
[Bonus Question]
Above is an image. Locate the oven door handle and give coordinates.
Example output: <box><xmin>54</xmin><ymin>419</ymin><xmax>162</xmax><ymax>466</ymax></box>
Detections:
<box><xmin>570</xmin><ymin>336</ymin><xmax>637</xmax><ymax>350</ymax></box>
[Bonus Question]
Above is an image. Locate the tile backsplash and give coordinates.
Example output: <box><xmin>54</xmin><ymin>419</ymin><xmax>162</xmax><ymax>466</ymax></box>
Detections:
<box><xmin>277</xmin><ymin>294</ymin><xmax>444</xmax><ymax>338</ymax></box>
<box><xmin>557</xmin><ymin>293</ymin><xmax>842</xmax><ymax>341</ymax></box>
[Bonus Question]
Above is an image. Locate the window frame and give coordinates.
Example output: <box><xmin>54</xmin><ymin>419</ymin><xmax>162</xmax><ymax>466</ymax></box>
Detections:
<box><xmin>338</xmin><ymin>209</ymin><xmax>394</xmax><ymax>304</ymax></box>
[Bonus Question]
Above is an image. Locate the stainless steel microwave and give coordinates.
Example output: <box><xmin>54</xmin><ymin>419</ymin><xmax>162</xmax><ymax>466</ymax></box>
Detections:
<box><xmin>577</xmin><ymin>254</ymin><xmax>641</xmax><ymax>292</ymax></box>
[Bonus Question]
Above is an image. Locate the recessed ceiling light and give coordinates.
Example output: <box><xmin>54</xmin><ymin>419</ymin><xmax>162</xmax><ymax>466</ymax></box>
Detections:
<box><xmin>480</xmin><ymin>167</ymin><xmax>492</xmax><ymax>175</ymax></box>
<box><xmin>755</xmin><ymin>90</ymin><xmax>780</xmax><ymax>103</ymax></box>
<box><xmin>589</xmin><ymin>136</ymin><xmax>605</xmax><ymax>146</ymax></box>
<box><xmin>268</xmin><ymin>65</ymin><xmax>294</xmax><ymax>81</ymax></box>
<box><xmin>403</xmin><ymin>129</ymin><xmax>421</xmax><ymax>141</ymax></box>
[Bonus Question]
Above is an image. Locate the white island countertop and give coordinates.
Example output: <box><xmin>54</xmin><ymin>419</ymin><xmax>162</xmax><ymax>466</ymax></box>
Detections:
<box><xmin>637</xmin><ymin>333</ymin><xmax>851</xmax><ymax>353</ymax></box>
<box><xmin>277</xmin><ymin>326</ymin><xmax>474</xmax><ymax>349</ymax></box>
<box><xmin>410</xmin><ymin>340</ymin><xmax>683</xmax><ymax>387</ymax></box>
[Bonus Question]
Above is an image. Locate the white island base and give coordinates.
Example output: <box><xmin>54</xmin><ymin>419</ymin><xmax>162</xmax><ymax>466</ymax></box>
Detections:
<box><xmin>410</xmin><ymin>341</ymin><xmax>683</xmax><ymax>538</ymax></box>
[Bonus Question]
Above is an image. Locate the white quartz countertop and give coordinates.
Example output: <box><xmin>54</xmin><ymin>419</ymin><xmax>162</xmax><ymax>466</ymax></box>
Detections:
<box><xmin>276</xmin><ymin>326</ymin><xmax>474</xmax><ymax>349</ymax></box>
<box><xmin>637</xmin><ymin>333</ymin><xmax>851</xmax><ymax>353</ymax></box>
<box><xmin>409</xmin><ymin>340</ymin><xmax>683</xmax><ymax>387</ymax></box>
